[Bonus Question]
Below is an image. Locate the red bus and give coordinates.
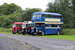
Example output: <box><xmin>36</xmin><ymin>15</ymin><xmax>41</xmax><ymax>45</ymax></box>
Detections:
<box><xmin>12</xmin><ymin>22</ymin><xmax>23</xmax><ymax>34</ymax></box>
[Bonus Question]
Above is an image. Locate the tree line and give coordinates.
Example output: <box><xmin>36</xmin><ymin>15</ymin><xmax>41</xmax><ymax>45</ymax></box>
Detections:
<box><xmin>0</xmin><ymin>0</ymin><xmax>75</xmax><ymax>28</ymax></box>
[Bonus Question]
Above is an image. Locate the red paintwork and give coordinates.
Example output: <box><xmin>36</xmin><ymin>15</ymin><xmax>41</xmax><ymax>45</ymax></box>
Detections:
<box><xmin>12</xmin><ymin>22</ymin><xmax>23</xmax><ymax>32</ymax></box>
<box><xmin>26</xmin><ymin>26</ymin><xmax>31</xmax><ymax>32</ymax></box>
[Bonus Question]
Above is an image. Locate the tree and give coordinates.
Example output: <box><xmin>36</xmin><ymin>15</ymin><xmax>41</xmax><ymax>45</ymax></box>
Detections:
<box><xmin>2</xmin><ymin>3</ymin><xmax>21</xmax><ymax>15</ymax></box>
<box><xmin>0</xmin><ymin>3</ymin><xmax>8</xmax><ymax>15</ymax></box>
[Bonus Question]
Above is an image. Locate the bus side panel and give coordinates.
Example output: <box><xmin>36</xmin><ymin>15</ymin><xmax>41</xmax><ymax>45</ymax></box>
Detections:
<box><xmin>45</xmin><ymin>28</ymin><xmax>61</xmax><ymax>34</ymax></box>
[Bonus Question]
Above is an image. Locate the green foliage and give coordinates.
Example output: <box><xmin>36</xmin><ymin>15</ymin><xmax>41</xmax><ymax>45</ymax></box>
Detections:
<box><xmin>0</xmin><ymin>27</ymin><xmax>12</xmax><ymax>32</ymax></box>
<box><xmin>62</xmin><ymin>28</ymin><xmax>75</xmax><ymax>35</ymax></box>
<box><xmin>0</xmin><ymin>3</ymin><xmax>8</xmax><ymax>15</ymax></box>
<box><xmin>2</xmin><ymin>3</ymin><xmax>21</xmax><ymax>15</ymax></box>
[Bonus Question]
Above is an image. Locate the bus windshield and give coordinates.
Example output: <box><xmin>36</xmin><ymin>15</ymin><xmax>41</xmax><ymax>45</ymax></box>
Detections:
<box><xmin>16</xmin><ymin>24</ymin><xmax>22</xmax><ymax>27</ymax></box>
<box><xmin>35</xmin><ymin>23</ymin><xmax>44</xmax><ymax>27</ymax></box>
<box><xmin>26</xmin><ymin>24</ymin><xmax>30</xmax><ymax>27</ymax></box>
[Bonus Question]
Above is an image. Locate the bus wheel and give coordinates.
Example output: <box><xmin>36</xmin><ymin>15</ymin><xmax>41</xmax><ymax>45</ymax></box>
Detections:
<box><xmin>32</xmin><ymin>33</ymin><xmax>34</xmax><ymax>36</ymax></box>
<box><xmin>12</xmin><ymin>32</ymin><xmax>16</xmax><ymax>34</ymax></box>
<box><xmin>18</xmin><ymin>30</ymin><xmax>21</xmax><ymax>34</ymax></box>
<box><xmin>23</xmin><ymin>32</ymin><xmax>26</xmax><ymax>35</ymax></box>
<box><xmin>57</xmin><ymin>31</ymin><xmax>60</xmax><ymax>35</ymax></box>
<box><xmin>40</xmin><ymin>31</ymin><xmax>45</xmax><ymax>36</ymax></box>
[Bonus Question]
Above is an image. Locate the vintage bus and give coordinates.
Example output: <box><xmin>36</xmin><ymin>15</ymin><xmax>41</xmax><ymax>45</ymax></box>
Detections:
<box><xmin>12</xmin><ymin>22</ymin><xmax>23</xmax><ymax>34</ymax></box>
<box><xmin>31</xmin><ymin>12</ymin><xmax>63</xmax><ymax>36</ymax></box>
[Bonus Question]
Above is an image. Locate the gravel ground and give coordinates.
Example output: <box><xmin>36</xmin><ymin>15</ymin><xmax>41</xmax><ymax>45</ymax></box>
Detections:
<box><xmin>0</xmin><ymin>37</ymin><xmax>40</xmax><ymax>50</ymax></box>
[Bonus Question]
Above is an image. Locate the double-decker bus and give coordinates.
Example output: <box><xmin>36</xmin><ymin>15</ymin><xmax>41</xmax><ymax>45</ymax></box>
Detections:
<box><xmin>31</xmin><ymin>12</ymin><xmax>63</xmax><ymax>36</ymax></box>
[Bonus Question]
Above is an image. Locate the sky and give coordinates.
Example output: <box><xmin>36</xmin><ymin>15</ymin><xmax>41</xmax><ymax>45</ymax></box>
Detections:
<box><xmin>0</xmin><ymin>0</ymin><xmax>55</xmax><ymax>11</ymax></box>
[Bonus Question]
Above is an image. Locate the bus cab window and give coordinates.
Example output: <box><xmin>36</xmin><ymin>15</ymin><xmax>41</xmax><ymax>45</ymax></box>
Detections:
<box><xmin>36</xmin><ymin>24</ymin><xmax>40</xmax><ymax>27</ymax></box>
<box><xmin>41</xmin><ymin>24</ymin><xmax>44</xmax><ymax>27</ymax></box>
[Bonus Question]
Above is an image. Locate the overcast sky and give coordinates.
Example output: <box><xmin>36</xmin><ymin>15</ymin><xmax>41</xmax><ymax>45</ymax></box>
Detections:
<box><xmin>0</xmin><ymin>0</ymin><xmax>55</xmax><ymax>11</ymax></box>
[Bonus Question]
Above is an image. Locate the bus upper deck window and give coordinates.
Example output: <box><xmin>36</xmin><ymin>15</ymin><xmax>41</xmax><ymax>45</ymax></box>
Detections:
<box><xmin>52</xmin><ymin>15</ymin><xmax>55</xmax><ymax>18</ymax></box>
<box><xmin>46</xmin><ymin>15</ymin><xmax>48</xmax><ymax>17</ymax></box>
<box><xmin>42</xmin><ymin>14</ymin><xmax>45</xmax><ymax>17</ymax></box>
<box><xmin>33</xmin><ymin>15</ymin><xmax>36</xmax><ymax>17</ymax></box>
<box><xmin>58</xmin><ymin>16</ymin><xmax>62</xmax><ymax>18</ymax></box>
<box><xmin>49</xmin><ymin>15</ymin><xmax>51</xmax><ymax>17</ymax></box>
<box><xmin>55</xmin><ymin>16</ymin><xmax>57</xmax><ymax>18</ymax></box>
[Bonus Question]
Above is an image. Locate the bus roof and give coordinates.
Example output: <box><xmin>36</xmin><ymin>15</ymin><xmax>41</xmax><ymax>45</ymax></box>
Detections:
<box><xmin>33</xmin><ymin>12</ymin><xmax>62</xmax><ymax>16</ymax></box>
<box><xmin>13</xmin><ymin>22</ymin><xmax>23</xmax><ymax>24</ymax></box>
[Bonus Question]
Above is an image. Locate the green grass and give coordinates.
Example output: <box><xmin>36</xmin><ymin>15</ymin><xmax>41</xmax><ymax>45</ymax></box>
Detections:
<box><xmin>38</xmin><ymin>35</ymin><xmax>75</xmax><ymax>41</ymax></box>
<box><xmin>0</xmin><ymin>27</ymin><xmax>12</xmax><ymax>32</ymax></box>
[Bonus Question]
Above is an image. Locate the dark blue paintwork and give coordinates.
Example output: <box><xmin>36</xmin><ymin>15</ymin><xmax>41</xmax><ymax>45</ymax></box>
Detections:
<box><xmin>31</xmin><ymin>12</ymin><xmax>63</xmax><ymax>35</ymax></box>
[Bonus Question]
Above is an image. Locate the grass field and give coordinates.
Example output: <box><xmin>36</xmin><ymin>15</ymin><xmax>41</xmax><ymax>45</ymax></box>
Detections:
<box><xmin>0</xmin><ymin>28</ymin><xmax>75</xmax><ymax>41</ymax></box>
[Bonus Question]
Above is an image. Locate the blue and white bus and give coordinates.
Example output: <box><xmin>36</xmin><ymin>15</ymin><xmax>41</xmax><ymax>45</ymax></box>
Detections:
<box><xmin>31</xmin><ymin>12</ymin><xmax>63</xmax><ymax>36</ymax></box>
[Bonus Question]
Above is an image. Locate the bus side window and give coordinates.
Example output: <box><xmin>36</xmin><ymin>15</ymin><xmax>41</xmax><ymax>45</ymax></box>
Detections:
<box><xmin>42</xmin><ymin>14</ymin><xmax>45</xmax><ymax>17</ymax></box>
<box><xmin>49</xmin><ymin>15</ymin><xmax>51</xmax><ymax>17</ymax></box>
<box><xmin>57</xmin><ymin>25</ymin><xmax>60</xmax><ymax>27</ymax></box>
<box><xmin>46</xmin><ymin>15</ymin><xmax>48</xmax><ymax>17</ymax></box>
<box><xmin>46</xmin><ymin>24</ymin><xmax>49</xmax><ymax>27</ymax></box>
<box><xmin>54</xmin><ymin>25</ymin><xmax>57</xmax><ymax>27</ymax></box>
<box><xmin>49</xmin><ymin>24</ymin><xmax>51</xmax><ymax>27</ymax></box>
<box><xmin>60</xmin><ymin>16</ymin><xmax>62</xmax><ymax>18</ymax></box>
<box><xmin>51</xmin><ymin>24</ymin><xmax>54</xmax><ymax>27</ymax></box>
<box><xmin>52</xmin><ymin>15</ymin><xmax>55</xmax><ymax>18</ymax></box>
<box><xmin>55</xmin><ymin>16</ymin><xmax>58</xmax><ymax>18</ymax></box>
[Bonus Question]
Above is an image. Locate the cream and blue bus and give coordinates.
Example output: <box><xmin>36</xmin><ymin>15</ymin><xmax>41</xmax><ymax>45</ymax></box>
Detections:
<box><xmin>31</xmin><ymin>12</ymin><xmax>63</xmax><ymax>36</ymax></box>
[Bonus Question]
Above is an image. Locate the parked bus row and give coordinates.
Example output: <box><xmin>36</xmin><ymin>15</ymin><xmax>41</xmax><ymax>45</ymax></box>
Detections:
<box><xmin>12</xmin><ymin>21</ymin><xmax>32</xmax><ymax>35</ymax></box>
<box><xmin>12</xmin><ymin>12</ymin><xmax>63</xmax><ymax>36</ymax></box>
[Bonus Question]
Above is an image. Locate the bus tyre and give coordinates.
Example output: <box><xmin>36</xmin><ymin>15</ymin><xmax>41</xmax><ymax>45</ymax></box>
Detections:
<box><xmin>57</xmin><ymin>31</ymin><xmax>60</xmax><ymax>35</ymax></box>
<box><xmin>40</xmin><ymin>31</ymin><xmax>45</xmax><ymax>36</ymax></box>
<box><xmin>32</xmin><ymin>33</ymin><xmax>35</xmax><ymax>36</ymax></box>
<box><xmin>23</xmin><ymin>32</ymin><xmax>26</xmax><ymax>35</ymax></box>
<box><xmin>12</xmin><ymin>32</ymin><xmax>16</xmax><ymax>34</ymax></box>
